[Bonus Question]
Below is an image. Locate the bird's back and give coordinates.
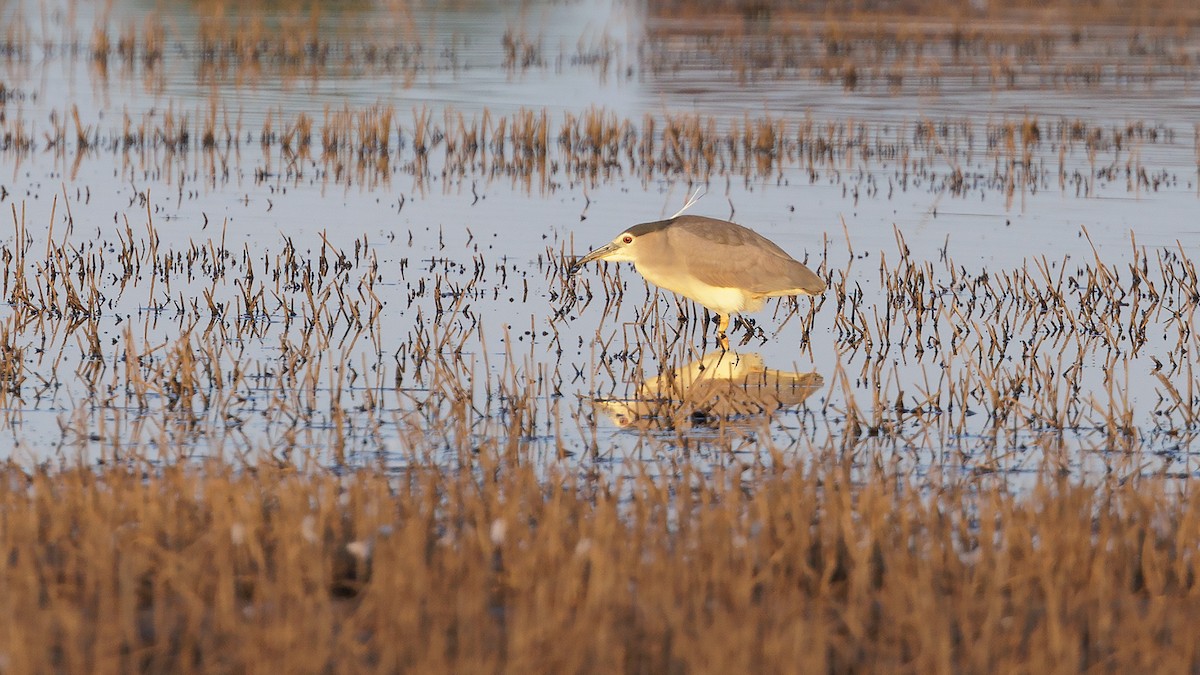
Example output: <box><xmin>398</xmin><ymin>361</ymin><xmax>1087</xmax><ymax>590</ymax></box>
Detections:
<box><xmin>662</xmin><ymin>216</ymin><xmax>826</xmax><ymax>296</ymax></box>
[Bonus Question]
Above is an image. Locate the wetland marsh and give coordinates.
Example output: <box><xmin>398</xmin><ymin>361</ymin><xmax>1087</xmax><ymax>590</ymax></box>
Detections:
<box><xmin>1</xmin><ymin>0</ymin><xmax>1199</xmax><ymax>670</ymax></box>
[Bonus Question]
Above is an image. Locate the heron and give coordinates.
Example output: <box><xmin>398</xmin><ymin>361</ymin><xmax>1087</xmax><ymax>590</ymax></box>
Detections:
<box><xmin>571</xmin><ymin>215</ymin><xmax>825</xmax><ymax>345</ymax></box>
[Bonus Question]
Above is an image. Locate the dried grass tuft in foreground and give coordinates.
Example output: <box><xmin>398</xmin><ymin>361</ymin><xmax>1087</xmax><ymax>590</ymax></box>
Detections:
<box><xmin>0</xmin><ymin>452</ymin><xmax>1196</xmax><ymax>673</ymax></box>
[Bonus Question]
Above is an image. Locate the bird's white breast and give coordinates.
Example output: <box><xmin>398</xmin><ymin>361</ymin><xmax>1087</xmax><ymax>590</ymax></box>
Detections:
<box><xmin>635</xmin><ymin>262</ymin><xmax>748</xmax><ymax>315</ymax></box>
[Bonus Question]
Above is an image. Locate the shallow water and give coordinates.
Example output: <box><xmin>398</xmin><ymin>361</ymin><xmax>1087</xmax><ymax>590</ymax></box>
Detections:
<box><xmin>1</xmin><ymin>0</ymin><xmax>1198</xmax><ymax>482</ymax></box>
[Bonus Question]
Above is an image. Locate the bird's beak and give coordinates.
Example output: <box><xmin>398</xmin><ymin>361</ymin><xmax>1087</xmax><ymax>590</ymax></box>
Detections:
<box><xmin>570</xmin><ymin>243</ymin><xmax>618</xmax><ymax>275</ymax></box>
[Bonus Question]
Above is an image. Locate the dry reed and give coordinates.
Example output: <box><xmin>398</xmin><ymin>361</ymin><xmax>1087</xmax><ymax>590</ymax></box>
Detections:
<box><xmin>0</xmin><ymin>452</ymin><xmax>1196</xmax><ymax>672</ymax></box>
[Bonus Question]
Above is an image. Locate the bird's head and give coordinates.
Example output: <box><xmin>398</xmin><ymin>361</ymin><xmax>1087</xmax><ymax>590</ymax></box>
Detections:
<box><xmin>571</xmin><ymin>223</ymin><xmax>660</xmax><ymax>274</ymax></box>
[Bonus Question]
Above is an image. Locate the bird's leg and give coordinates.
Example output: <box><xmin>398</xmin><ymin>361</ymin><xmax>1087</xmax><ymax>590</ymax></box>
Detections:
<box><xmin>717</xmin><ymin>314</ymin><xmax>730</xmax><ymax>350</ymax></box>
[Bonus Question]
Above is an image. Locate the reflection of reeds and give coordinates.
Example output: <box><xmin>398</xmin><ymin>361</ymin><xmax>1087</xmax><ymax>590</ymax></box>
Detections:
<box><xmin>142</xmin><ymin>14</ymin><xmax>165</xmax><ymax>67</ymax></box>
<box><xmin>7</xmin><ymin>105</ymin><xmax>1173</xmax><ymax>197</ymax></box>
<box><xmin>0</xmin><ymin>315</ymin><xmax>26</xmax><ymax>403</ymax></box>
<box><xmin>284</xmin><ymin>111</ymin><xmax>313</xmax><ymax>156</ymax></box>
<box><xmin>641</xmin><ymin>4</ymin><xmax>1198</xmax><ymax>94</ymax></box>
<box><xmin>502</xmin><ymin>27</ymin><xmax>542</xmax><ymax>70</ymax></box>
<box><xmin>90</xmin><ymin>23</ymin><xmax>110</xmax><ymax>72</ymax></box>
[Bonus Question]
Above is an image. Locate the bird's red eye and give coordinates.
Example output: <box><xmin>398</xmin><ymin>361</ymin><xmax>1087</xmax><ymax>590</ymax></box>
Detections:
<box><xmin>622</xmin><ymin>235</ymin><xmax>633</xmax><ymax>244</ymax></box>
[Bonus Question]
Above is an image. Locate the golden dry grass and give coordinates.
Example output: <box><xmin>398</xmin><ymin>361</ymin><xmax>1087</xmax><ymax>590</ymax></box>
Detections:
<box><xmin>0</xmin><ymin>453</ymin><xmax>1196</xmax><ymax>673</ymax></box>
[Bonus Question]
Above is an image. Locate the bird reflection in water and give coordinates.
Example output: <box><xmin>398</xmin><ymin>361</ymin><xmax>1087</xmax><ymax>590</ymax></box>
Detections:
<box><xmin>595</xmin><ymin>350</ymin><xmax>822</xmax><ymax>431</ymax></box>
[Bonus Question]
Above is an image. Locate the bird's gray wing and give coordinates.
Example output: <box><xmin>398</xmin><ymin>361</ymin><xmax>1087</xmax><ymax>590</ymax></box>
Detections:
<box><xmin>670</xmin><ymin>217</ymin><xmax>825</xmax><ymax>294</ymax></box>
